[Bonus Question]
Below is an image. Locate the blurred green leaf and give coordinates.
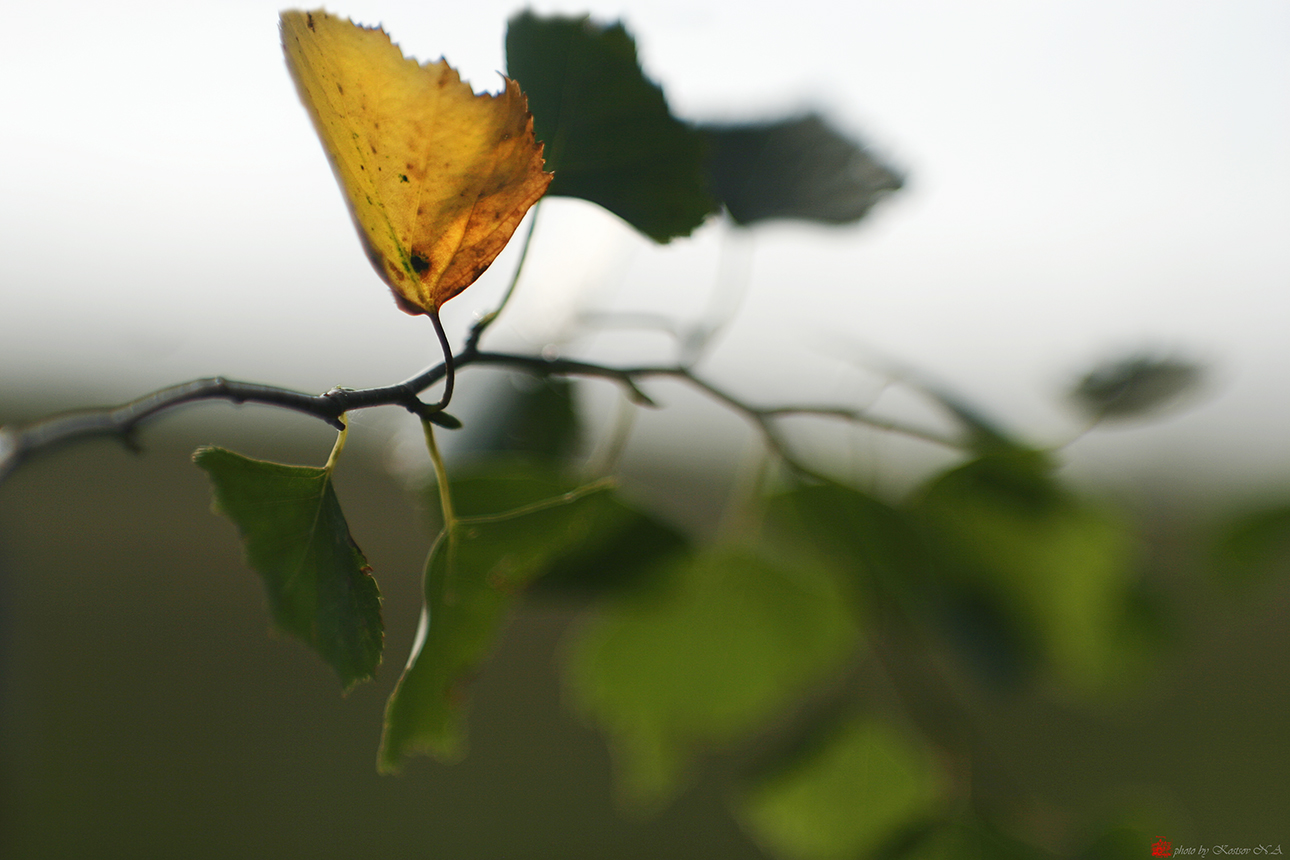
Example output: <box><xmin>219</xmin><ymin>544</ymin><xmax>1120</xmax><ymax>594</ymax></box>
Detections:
<box><xmin>378</xmin><ymin>460</ymin><xmax>677</xmax><ymax>771</ymax></box>
<box><xmin>765</xmin><ymin>481</ymin><xmax>1037</xmax><ymax>690</ymax></box>
<box><xmin>890</xmin><ymin>814</ymin><xmax>1052</xmax><ymax>860</ymax></box>
<box><xmin>1069</xmin><ymin>799</ymin><xmax>1187</xmax><ymax>860</ymax></box>
<box><xmin>506</xmin><ymin>12</ymin><xmax>717</xmax><ymax>242</ymax></box>
<box><xmin>1209</xmin><ymin>501</ymin><xmax>1290</xmax><ymax>590</ymax></box>
<box><xmin>567</xmin><ymin>548</ymin><xmax>861</xmax><ymax>807</ymax></box>
<box><xmin>441</xmin><ymin>459</ymin><xmax>686</xmax><ymax>594</ymax></box>
<box><xmin>1074</xmin><ymin>826</ymin><xmax>1159</xmax><ymax>860</ymax></box>
<box><xmin>738</xmin><ymin>715</ymin><xmax>942</xmax><ymax>860</ymax></box>
<box><xmin>193</xmin><ymin>446</ymin><xmax>381</xmax><ymax>692</ymax></box>
<box><xmin>536</xmin><ymin>505</ymin><xmax>688</xmax><ymax>596</ymax></box>
<box><xmin>918</xmin><ymin>387</ymin><xmax>1025</xmax><ymax>455</ymax></box>
<box><xmin>913</xmin><ymin>452</ymin><xmax>1148</xmax><ymax>692</ymax></box>
<box><xmin>702</xmin><ymin>114</ymin><xmax>903</xmax><ymax>226</ymax></box>
<box><xmin>763</xmin><ymin>481</ymin><xmax>928</xmax><ymax>605</ymax></box>
<box><xmin>456</xmin><ymin>375</ymin><xmax>582</xmax><ymax>463</ymax></box>
<box><xmin>1069</xmin><ymin>353</ymin><xmax>1202</xmax><ymax>422</ymax></box>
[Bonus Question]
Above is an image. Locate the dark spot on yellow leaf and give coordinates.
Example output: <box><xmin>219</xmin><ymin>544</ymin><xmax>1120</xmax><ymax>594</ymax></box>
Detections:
<box><xmin>306</xmin><ymin>12</ymin><xmax>315</xmax><ymax>30</ymax></box>
<box><xmin>400</xmin><ymin>174</ymin><xmax>409</xmax><ymax>183</ymax></box>
<box><xmin>410</xmin><ymin>252</ymin><xmax>431</xmax><ymax>275</ymax></box>
<box><xmin>336</xmin><ymin>82</ymin><xmax>343</xmax><ymax>95</ymax></box>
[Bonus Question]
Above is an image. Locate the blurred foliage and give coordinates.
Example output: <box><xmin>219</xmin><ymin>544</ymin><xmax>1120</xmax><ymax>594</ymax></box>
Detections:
<box><xmin>737</xmin><ymin>715</ymin><xmax>943</xmax><ymax>860</ymax></box>
<box><xmin>1209</xmin><ymin>502</ymin><xmax>1290</xmax><ymax>591</ymax></box>
<box><xmin>911</xmin><ymin>452</ymin><xmax>1150</xmax><ymax>693</ymax></box>
<box><xmin>5</xmin><ymin>9</ymin><xmax>1283</xmax><ymax>860</ymax></box>
<box><xmin>568</xmin><ymin>548</ymin><xmax>861</xmax><ymax>807</ymax></box>
<box><xmin>506</xmin><ymin>13</ymin><xmax>902</xmax><ymax>241</ymax></box>
<box><xmin>702</xmin><ymin>114</ymin><xmax>903</xmax><ymax>226</ymax></box>
<box><xmin>1068</xmin><ymin>353</ymin><xmax>1202</xmax><ymax>423</ymax></box>
<box><xmin>506</xmin><ymin>12</ymin><xmax>717</xmax><ymax>242</ymax></box>
<box><xmin>376</xmin><ymin>457</ymin><xmax>682</xmax><ymax>770</ymax></box>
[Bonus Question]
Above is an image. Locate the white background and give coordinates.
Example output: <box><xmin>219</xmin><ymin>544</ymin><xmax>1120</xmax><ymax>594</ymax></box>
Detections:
<box><xmin>2</xmin><ymin>0</ymin><xmax>1287</xmax><ymax>496</ymax></box>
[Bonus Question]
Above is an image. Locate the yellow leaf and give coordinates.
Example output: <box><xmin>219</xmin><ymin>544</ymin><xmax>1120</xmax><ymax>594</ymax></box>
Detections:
<box><xmin>281</xmin><ymin>10</ymin><xmax>552</xmax><ymax>315</ymax></box>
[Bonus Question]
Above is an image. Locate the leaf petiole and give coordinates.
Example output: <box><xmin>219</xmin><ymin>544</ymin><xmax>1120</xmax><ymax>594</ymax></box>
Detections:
<box><xmin>466</xmin><ymin>201</ymin><xmax>541</xmax><ymax>351</ymax></box>
<box><xmin>323</xmin><ymin>415</ymin><xmax>349</xmax><ymax>473</ymax></box>
<box><xmin>422</xmin><ymin>419</ymin><xmax>456</xmax><ymax>530</ymax></box>
<box><xmin>457</xmin><ymin>476</ymin><xmax>617</xmax><ymax>526</ymax></box>
<box><xmin>422</xmin><ymin>419</ymin><xmax>460</xmax><ymax>603</ymax></box>
<box><xmin>426</xmin><ymin>311</ymin><xmax>456</xmax><ymax>413</ymax></box>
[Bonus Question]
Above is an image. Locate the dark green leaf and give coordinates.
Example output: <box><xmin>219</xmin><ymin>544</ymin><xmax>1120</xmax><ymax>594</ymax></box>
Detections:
<box><xmin>506</xmin><ymin>12</ymin><xmax>717</xmax><ymax>242</ymax></box>
<box><xmin>928</xmin><ymin>393</ymin><xmax>1023</xmax><ymax>454</ymax></box>
<box><xmin>890</xmin><ymin>814</ymin><xmax>1053</xmax><ymax>860</ymax></box>
<box><xmin>765</xmin><ymin>480</ymin><xmax>1036</xmax><ymax>689</ymax></box>
<box><xmin>1209</xmin><ymin>501</ymin><xmax>1290</xmax><ymax>590</ymax></box>
<box><xmin>702</xmin><ymin>113</ymin><xmax>903</xmax><ymax>226</ymax></box>
<box><xmin>378</xmin><ymin>461</ymin><xmax>671</xmax><ymax>771</ymax></box>
<box><xmin>1069</xmin><ymin>802</ymin><xmax>1186</xmax><ymax>860</ymax></box>
<box><xmin>763</xmin><ymin>481</ymin><xmax>929</xmax><ymax>604</ymax></box>
<box><xmin>193</xmin><ymin>446</ymin><xmax>381</xmax><ymax>691</ymax></box>
<box><xmin>535</xmin><ymin>504</ymin><xmax>687</xmax><ymax>596</ymax></box>
<box><xmin>566</xmin><ymin>548</ymin><xmax>861</xmax><ymax>806</ymax></box>
<box><xmin>913</xmin><ymin>453</ymin><xmax>1148</xmax><ymax>692</ymax></box>
<box><xmin>1069</xmin><ymin>353</ymin><xmax>1202</xmax><ymax>422</ymax></box>
<box><xmin>738</xmin><ymin>715</ymin><xmax>943</xmax><ymax>860</ymax></box>
<box><xmin>440</xmin><ymin>460</ymin><xmax>683</xmax><ymax>594</ymax></box>
<box><xmin>454</xmin><ymin>375</ymin><xmax>582</xmax><ymax>463</ymax></box>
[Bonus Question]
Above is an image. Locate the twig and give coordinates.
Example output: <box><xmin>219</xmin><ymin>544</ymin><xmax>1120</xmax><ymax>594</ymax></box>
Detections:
<box><xmin>0</xmin><ymin>347</ymin><xmax>963</xmax><ymax>486</ymax></box>
<box><xmin>0</xmin><ymin>377</ymin><xmax>428</xmax><ymax>484</ymax></box>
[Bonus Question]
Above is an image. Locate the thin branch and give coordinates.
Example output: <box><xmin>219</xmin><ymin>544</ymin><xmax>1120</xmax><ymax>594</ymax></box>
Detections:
<box><xmin>465</xmin><ymin>351</ymin><xmax>963</xmax><ymax>479</ymax></box>
<box><xmin>0</xmin><ymin>377</ymin><xmax>427</xmax><ymax>484</ymax></box>
<box><xmin>0</xmin><ymin>346</ymin><xmax>963</xmax><ymax>486</ymax></box>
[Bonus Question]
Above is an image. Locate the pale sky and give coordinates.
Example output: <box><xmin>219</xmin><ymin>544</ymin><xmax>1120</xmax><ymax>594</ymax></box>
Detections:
<box><xmin>2</xmin><ymin>0</ymin><xmax>1287</xmax><ymax>495</ymax></box>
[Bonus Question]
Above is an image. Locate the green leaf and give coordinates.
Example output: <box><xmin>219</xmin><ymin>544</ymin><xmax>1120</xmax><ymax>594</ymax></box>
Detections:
<box><xmin>193</xmin><ymin>446</ymin><xmax>381</xmax><ymax>692</ymax></box>
<box><xmin>764</xmin><ymin>481</ymin><xmax>1039</xmax><ymax>690</ymax></box>
<box><xmin>535</xmin><ymin>503</ymin><xmax>688</xmax><ymax>596</ymax></box>
<box><xmin>702</xmin><ymin>114</ymin><xmax>903</xmax><ymax>226</ymax></box>
<box><xmin>439</xmin><ymin>459</ymin><xmax>684</xmax><ymax>594</ymax></box>
<box><xmin>378</xmin><ymin>461</ymin><xmax>671</xmax><ymax>771</ymax></box>
<box><xmin>763</xmin><ymin>481</ymin><xmax>928</xmax><ymax>606</ymax></box>
<box><xmin>1070</xmin><ymin>801</ymin><xmax>1186</xmax><ymax>860</ymax></box>
<box><xmin>913</xmin><ymin>452</ymin><xmax>1149</xmax><ymax>692</ymax></box>
<box><xmin>1068</xmin><ymin>353</ymin><xmax>1202</xmax><ymax>422</ymax></box>
<box><xmin>566</xmin><ymin>548</ymin><xmax>861</xmax><ymax>807</ymax></box>
<box><xmin>1209</xmin><ymin>501</ymin><xmax>1290</xmax><ymax>591</ymax></box>
<box><xmin>506</xmin><ymin>12</ymin><xmax>717</xmax><ymax>242</ymax></box>
<box><xmin>456</xmin><ymin>375</ymin><xmax>582</xmax><ymax>463</ymax></box>
<box><xmin>738</xmin><ymin>715</ymin><xmax>943</xmax><ymax>860</ymax></box>
<box><xmin>893</xmin><ymin>815</ymin><xmax>1053</xmax><ymax>860</ymax></box>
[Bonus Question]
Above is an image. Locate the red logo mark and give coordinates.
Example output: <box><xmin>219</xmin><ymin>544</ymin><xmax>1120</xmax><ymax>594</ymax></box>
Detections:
<box><xmin>1152</xmin><ymin>838</ymin><xmax>1173</xmax><ymax>857</ymax></box>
